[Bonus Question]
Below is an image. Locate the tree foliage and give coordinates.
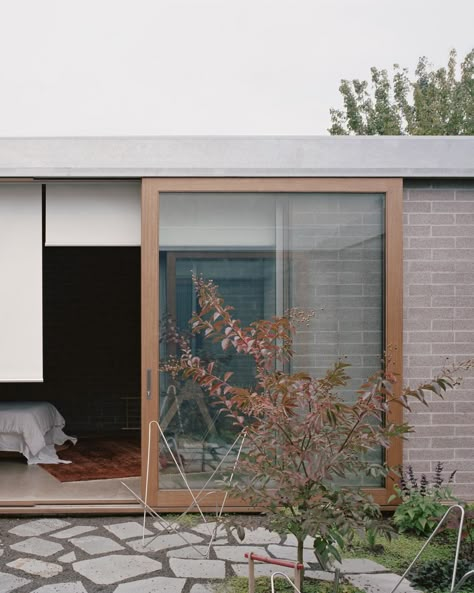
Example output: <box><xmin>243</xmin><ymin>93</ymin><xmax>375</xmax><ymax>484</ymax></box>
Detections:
<box><xmin>329</xmin><ymin>49</ymin><xmax>473</xmax><ymax>135</ymax></box>
<box><xmin>162</xmin><ymin>275</ymin><xmax>474</xmax><ymax>580</ymax></box>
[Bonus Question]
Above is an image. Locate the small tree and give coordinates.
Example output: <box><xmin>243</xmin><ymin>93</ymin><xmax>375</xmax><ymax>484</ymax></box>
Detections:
<box><xmin>329</xmin><ymin>48</ymin><xmax>474</xmax><ymax>135</ymax></box>
<box><xmin>163</xmin><ymin>275</ymin><xmax>473</xmax><ymax>582</ymax></box>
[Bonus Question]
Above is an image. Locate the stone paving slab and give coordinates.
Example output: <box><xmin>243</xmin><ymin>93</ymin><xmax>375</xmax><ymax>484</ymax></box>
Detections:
<box><xmin>30</xmin><ymin>583</ymin><xmax>88</xmax><ymax>593</ymax></box>
<box><xmin>189</xmin><ymin>585</ymin><xmax>215</xmax><ymax>593</ymax></box>
<box><xmin>153</xmin><ymin>520</ymin><xmax>183</xmax><ymax>531</ymax></box>
<box><xmin>238</xmin><ymin>527</ymin><xmax>281</xmax><ymax>544</ymax></box>
<box><xmin>58</xmin><ymin>552</ymin><xmax>77</xmax><ymax>563</ymax></box>
<box><xmin>69</xmin><ymin>535</ymin><xmax>124</xmax><ymax>555</ymax></box>
<box><xmin>7</xmin><ymin>558</ymin><xmax>63</xmax><ymax>578</ymax></box>
<box><xmin>50</xmin><ymin>526</ymin><xmax>97</xmax><ymax>540</ymax></box>
<box><xmin>232</xmin><ymin>563</ymin><xmax>295</xmax><ymax>577</ymax></box>
<box><xmin>335</xmin><ymin>558</ymin><xmax>391</xmax><ymax>574</ymax></box>
<box><xmin>127</xmin><ymin>532</ymin><xmax>203</xmax><ymax>552</ymax></box>
<box><xmin>9</xmin><ymin>519</ymin><xmax>71</xmax><ymax>537</ymax></box>
<box><xmin>284</xmin><ymin>534</ymin><xmax>315</xmax><ymax>548</ymax></box>
<box><xmin>167</xmin><ymin>545</ymin><xmax>210</xmax><ymax>559</ymax></box>
<box><xmin>191</xmin><ymin>522</ymin><xmax>228</xmax><ymax>538</ymax></box>
<box><xmin>0</xmin><ymin>571</ymin><xmax>31</xmax><ymax>593</ymax></box>
<box><xmin>267</xmin><ymin>544</ymin><xmax>313</xmax><ymax>565</ymax></box>
<box><xmin>113</xmin><ymin>576</ymin><xmax>186</xmax><ymax>593</ymax></box>
<box><xmin>105</xmin><ymin>521</ymin><xmax>153</xmax><ymax>540</ymax></box>
<box><xmin>10</xmin><ymin>537</ymin><xmax>64</xmax><ymax>558</ymax></box>
<box><xmin>72</xmin><ymin>554</ymin><xmax>162</xmax><ymax>585</ymax></box>
<box><xmin>305</xmin><ymin>570</ymin><xmax>334</xmax><ymax>582</ymax></box>
<box><xmin>212</xmin><ymin>538</ymin><xmax>229</xmax><ymax>545</ymax></box>
<box><xmin>169</xmin><ymin>557</ymin><xmax>226</xmax><ymax>579</ymax></box>
<box><xmin>213</xmin><ymin>545</ymin><xmax>268</xmax><ymax>563</ymax></box>
<box><xmin>346</xmin><ymin>572</ymin><xmax>420</xmax><ymax>593</ymax></box>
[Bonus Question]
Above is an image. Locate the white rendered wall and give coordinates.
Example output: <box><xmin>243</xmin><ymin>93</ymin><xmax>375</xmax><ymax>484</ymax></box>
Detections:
<box><xmin>0</xmin><ymin>184</ymin><xmax>43</xmax><ymax>381</ymax></box>
<box><xmin>46</xmin><ymin>181</ymin><xmax>141</xmax><ymax>246</ymax></box>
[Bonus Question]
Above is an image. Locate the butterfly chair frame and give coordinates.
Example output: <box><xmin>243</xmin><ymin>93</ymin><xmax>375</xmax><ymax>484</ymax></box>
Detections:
<box><xmin>390</xmin><ymin>504</ymin><xmax>466</xmax><ymax>593</ymax></box>
<box><xmin>122</xmin><ymin>420</ymin><xmax>246</xmax><ymax>558</ymax></box>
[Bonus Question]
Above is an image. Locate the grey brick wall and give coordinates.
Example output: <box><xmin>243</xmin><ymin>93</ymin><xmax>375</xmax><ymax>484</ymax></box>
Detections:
<box><xmin>403</xmin><ymin>182</ymin><xmax>474</xmax><ymax>500</ymax></box>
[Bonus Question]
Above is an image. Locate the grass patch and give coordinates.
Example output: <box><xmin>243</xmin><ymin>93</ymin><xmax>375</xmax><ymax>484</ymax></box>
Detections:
<box><xmin>343</xmin><ymin>532</ymin><xmax>453</xmax><ymax>574</ymax></box>
<box><xmin>159</xmin><ymin>513</ymin><xmax>202</xmax><ymax>528</ymax></box>
<box><xmin>217</xmin><ymin>577</ymin><xmax>363</xmax><ymax>593</ymax></box>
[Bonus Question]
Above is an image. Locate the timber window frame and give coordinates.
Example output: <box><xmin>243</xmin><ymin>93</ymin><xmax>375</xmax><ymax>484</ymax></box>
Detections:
<box><xmin>141</xmin><ymin>177</ymin><xmax>403</xmax><ymax>509</ymax></box>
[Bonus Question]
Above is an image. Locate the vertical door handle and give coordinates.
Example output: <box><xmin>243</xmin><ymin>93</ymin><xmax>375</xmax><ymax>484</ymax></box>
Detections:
<box><xmin>146</xmin><ymin>368</ymin><xmax>152</xmax><ymax>400</ymax></box>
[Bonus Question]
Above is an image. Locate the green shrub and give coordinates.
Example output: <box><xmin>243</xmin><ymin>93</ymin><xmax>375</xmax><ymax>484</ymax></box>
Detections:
<box><xmin>217</xmin><ymin>577</ymin><xmax>363</xmax><ymax>593</ymax></box>
<box><xmin>436</xmin><ymin>503</ymin><xmax>474</xmax><ymax>560</ymax></box>
<box><xmin>410</xmin><ymin>559</ymin><xmax>474</xmax><ymax>593</ymax></box>
<box><xmin>392</xmin><ymin>491</ymin><xmax>447</xmax><ymax>537</ymax></box>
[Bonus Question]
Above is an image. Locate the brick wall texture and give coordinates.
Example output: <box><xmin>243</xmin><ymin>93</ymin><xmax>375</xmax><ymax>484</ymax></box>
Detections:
<box><xmin>403</xmin><ymin>182</ymin><xmax>474</xmax><ymax>500</ymax></box>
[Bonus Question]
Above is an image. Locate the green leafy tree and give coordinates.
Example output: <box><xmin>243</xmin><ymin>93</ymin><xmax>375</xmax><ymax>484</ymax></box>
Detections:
<box><xmin>329</xmin><ymin>49</ymin><xmax>473</xmax><ymax>135</ymax></box>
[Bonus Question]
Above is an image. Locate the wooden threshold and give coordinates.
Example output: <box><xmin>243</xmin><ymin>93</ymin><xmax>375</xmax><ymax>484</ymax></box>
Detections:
<box><xmin>0</xmin><ymin>503</ymin><xmax>142</xmax><ymax>516</ymax></box>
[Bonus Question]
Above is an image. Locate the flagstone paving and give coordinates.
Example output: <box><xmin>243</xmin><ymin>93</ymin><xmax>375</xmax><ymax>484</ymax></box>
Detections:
<box><xmin>10</xmin><ymin>538</ymin><xmax>64</xmax><ymax>558</ymax></box>
<box><xmin>8</xmin><ymin>519</ymin><xmax>70</xmax><ymax>538</ymax></box>
<box><xmin>30</xmin><ymin>584</ymin><xmax>88</xmax><ymax>593</ymax></box>
<box><xmin>0</xmin><ymin>516</ymin><xmax>421</xmax><ymax>593</ymax></box>
<box><xmin>0</xmin><ymin>571</ymin><xmax>31</xmax><ymax>593</ymax></box>
<box><xmin>69</xmin><ymin>535</ymin><xmax>124</xmax><ymax>555</ymax></box>
<box><xmin>7</xmin><ymin>558</ymin><xmax>63</xmax><ymax>578</ymax></box>
<box><xmin>51</xmin><ymin>526</ymin><xmax>97</xmax><ymax>540</ymax></box>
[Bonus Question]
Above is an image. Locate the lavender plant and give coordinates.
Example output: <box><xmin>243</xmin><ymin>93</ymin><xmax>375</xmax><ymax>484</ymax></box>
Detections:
<box><xmin>392</xmin><ymin>463</ymin><xmax>458</xmax><ymax>536</ymax></box>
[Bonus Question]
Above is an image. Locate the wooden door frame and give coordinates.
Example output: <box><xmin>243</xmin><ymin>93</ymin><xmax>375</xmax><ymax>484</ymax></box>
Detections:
<box><xmin>141</xmin><ymin>177</ymin><xmax>403</xmax><ymax>509</ymax></box>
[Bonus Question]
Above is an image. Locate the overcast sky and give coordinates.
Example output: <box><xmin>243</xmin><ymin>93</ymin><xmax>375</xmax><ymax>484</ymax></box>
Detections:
<box><xmin>1</xmin><ymin>0</ymin><xmax>472</xmax><ymax>136</ymax></box>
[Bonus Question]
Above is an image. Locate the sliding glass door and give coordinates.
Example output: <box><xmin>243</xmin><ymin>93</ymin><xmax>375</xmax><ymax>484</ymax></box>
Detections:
<box><xmin>140</xmin><ymin>179</ymin><xmax>403</xmax><ymax>509</ymax></box>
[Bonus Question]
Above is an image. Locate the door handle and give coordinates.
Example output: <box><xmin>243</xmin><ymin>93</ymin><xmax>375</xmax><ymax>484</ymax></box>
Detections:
<box><xmin>146</xmin><ymin>368</ymin><xmax>152</xmax><ymax>400</ymax></box>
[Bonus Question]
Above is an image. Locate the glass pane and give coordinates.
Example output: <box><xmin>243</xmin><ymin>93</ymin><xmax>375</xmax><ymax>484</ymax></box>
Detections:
<box><xmin>159</xmin><ymin>192</ymin><xmax>384</xmax><ymax>489</ymax></box>
<box><xmin>289</xmin><ymin>193</ymin><xmax>385</xmax><ymax>486</ymax></box>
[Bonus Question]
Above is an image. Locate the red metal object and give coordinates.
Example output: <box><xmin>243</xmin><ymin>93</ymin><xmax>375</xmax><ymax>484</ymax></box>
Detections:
<box><xmin>244</xmin><ymin>552</ymin><xmax>304</xmax><ymax>570</ymax></box>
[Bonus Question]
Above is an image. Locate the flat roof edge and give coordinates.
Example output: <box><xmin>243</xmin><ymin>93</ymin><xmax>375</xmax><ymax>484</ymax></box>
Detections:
<box><xmin>1</xmin><ymin>168</ymin><xmax>473</xmax><ymax>179</ymax></box>
<box><xmin>0</xmin><ymin>136</ymin><xmax>472</xmax><ymax>178</ymax></box>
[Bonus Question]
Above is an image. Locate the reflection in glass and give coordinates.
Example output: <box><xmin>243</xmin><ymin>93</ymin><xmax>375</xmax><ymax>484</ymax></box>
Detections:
<box><xmin>159</xmin><ymin>192</ymin><xmax>384</xmax><ymax>489</ymax></box>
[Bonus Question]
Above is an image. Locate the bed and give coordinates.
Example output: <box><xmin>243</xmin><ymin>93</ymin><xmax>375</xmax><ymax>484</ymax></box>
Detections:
<box><xmin>0</xmin><ymin>401</ymin><xmax>77</xmax><ymax>464</ymax></box>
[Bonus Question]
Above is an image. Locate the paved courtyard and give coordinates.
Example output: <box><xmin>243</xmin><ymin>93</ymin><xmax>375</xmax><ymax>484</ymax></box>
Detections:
<box><xmin>0</xmin><ymin>516</ymin><xmax>419</xmax><ymax>593</ymax></box>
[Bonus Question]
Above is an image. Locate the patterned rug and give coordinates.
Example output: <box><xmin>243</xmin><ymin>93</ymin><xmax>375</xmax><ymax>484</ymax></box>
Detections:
<box><xmin>40</xmin><ymin>436</ymin><xmax>141</xmax><ymax>482</ymax></box>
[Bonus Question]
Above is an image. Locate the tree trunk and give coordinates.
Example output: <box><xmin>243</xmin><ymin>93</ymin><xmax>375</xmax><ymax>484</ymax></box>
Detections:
<box><xmin>297</xmin><ymin>537</ymin><xmax>304</xmax><ymax>592</ymax></box>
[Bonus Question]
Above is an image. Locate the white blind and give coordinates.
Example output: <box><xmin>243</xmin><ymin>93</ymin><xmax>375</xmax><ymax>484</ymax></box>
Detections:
<box><xmin>0</xmin><ymin>184</ymin><xmax>43</xmax><ymax>381</ymax></box>
<box><xmin>46</xmin><ymin>182</ymin><xmax>141</xmax><ymax>246</ymax></box>
<box><xmin>160</xmin><ymin>193</ymin><xmax>276</xmax><ymax>248</ymax></box>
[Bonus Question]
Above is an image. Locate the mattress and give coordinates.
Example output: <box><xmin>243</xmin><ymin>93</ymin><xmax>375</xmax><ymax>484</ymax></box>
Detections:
<box><xmin>0</xmin><ymin>401</ymin><xmax>77</xmax><ymax>464</ymax></box>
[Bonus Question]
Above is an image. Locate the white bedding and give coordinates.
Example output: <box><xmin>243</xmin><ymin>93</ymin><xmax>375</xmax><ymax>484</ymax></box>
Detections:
<box><xmin>0</xmin><ymin>401</ymin><xmax>77</xmax><ymax>464</ymax></box>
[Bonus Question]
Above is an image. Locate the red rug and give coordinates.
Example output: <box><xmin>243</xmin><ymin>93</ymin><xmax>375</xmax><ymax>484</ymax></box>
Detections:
<box><xmin>40</xmin><ymin>436</ymin><xmax>141</xmax><ymax>482</ymax></box>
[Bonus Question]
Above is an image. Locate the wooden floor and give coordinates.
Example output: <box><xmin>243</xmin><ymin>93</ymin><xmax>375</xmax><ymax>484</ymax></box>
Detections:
<box><xmin>0</xmin><ymin>458</ymin><xmax>140</xmax><ymax>503</ymax></box>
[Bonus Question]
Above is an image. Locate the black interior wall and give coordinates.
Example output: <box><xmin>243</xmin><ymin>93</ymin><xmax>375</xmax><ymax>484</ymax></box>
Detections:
<box><xmin>0</xmin><ymin>247</ymin><xmax>141</xmax><ymax>434</ymax></box>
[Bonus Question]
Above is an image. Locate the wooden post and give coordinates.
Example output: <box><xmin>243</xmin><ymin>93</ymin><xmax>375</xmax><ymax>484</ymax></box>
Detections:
<box><xmin>294</xmin><ymin>564</ymin><xmax>301</xmax><ymax>592</ymax></box>
<box><xmin>248</xmin><ymin>554</ymin><xmax>255</xmax><ymax>593</ymax></box>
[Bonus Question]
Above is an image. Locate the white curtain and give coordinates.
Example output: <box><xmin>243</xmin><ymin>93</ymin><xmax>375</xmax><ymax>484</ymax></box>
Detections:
<box><xmin>46</xmin><ymin>181</ymin><xmax>141</xmax><ymax>246</ymax></box>
<box><xmin>0</xmin><ymin>184</ymin><xmax>43</xmax><ymax>381</ymax></box>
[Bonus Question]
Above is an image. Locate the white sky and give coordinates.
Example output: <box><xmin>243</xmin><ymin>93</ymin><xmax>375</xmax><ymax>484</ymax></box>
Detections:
<box><xmin>1</xmin><ymin>0</ymin><xmax>472</xmax><ymax>136</ymax></box>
